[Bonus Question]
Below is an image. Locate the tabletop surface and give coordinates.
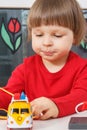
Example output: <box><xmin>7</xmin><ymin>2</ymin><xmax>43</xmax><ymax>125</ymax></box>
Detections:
<box><xmin>0</xmin><ymin>111</ymin><xmax>87</xmax><ymax>130</ymax></box>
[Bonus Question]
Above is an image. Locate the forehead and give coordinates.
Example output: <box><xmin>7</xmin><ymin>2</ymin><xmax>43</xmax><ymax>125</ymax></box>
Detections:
<box><xmin>32</xmin><ymin>25</ymin><xmax>70</xmax><ymax>33</ymax></box>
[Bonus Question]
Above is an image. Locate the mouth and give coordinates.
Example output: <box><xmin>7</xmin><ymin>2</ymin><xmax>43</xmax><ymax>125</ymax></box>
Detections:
<box><xmin>41</xmin><ymin>50</ymin><xmax>55</xmax><ymax>56</ymax></box>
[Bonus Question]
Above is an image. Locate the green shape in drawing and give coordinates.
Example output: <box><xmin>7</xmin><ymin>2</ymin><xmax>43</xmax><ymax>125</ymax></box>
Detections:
<box><xmin>15</xmin><ymin>35</ymin><xmax>22</xmax><ymax>50</ymax></box>
<box><xmin>1</xmin><ymin>22</ymin><xmax>14</xmax><ymax>51</ymax></box>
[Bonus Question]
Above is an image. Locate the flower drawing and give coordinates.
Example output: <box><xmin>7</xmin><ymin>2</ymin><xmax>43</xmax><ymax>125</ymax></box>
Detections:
<box><xmin>0</xmin><ymin>17</ymin><xmax>22</xmax><ymax>53</ymax></box>
<box><xmin>8</xmin><ymin>18</ymin><xmax>21</xmax><ymax>33</ymax></box>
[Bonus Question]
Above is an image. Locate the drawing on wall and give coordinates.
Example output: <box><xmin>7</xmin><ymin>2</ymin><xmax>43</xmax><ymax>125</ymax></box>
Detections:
<box><xmin>0</xmin><ymin>17</ymin><xmax>22</xmax><ymax>54</ymax></box>
<box><xmin>80</xmin><ymin>10</ymin><xmax>87</xmax><ymax>51</ymax></box>
<box><xmin>0</xmin><ymin>9</ymin><xmax>29</xmax><ymax>87</ymax></box>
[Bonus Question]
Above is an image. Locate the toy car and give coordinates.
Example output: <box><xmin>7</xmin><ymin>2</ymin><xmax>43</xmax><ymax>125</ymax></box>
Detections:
<box><xmin>7</xmin><ymin>92</ymin><xmax>33</xmax><ymax>130</ymax></box>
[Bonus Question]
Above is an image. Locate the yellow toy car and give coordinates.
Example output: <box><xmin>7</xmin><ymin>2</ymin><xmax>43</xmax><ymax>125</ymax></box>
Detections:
<box><xmin>7</xmin><ymin>92</ymin><xmax>33</xmax><ymax>130</ymax></box>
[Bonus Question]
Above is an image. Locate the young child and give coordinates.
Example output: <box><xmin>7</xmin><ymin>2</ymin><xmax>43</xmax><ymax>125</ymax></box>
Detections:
<box><xmin>0</xmin><ymin>0</ymin><xmax>87</xmax><ymax>120</ymax></box>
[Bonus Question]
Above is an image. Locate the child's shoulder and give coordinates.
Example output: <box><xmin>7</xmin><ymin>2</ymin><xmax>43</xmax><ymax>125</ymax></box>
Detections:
<box><xmin>23</xmin><ymin>54</ymin><xmax>40</xmax><ymax>64</ymax></box>
<box><xmin>70</xmin><ymin>51</ymin><xmax>87</xmax><ymax>65</ymax></box>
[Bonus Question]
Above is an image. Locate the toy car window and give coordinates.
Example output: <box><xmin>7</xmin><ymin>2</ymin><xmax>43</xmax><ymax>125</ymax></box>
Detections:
<box><xmin>11</xmin><ymin>108</ymin><xmax>19</xmax><ymax>114</ymax></box>
<box><xmin>21</xmin><ymin>108</ymin><xmax>29</xmax><ymax>114</ymax></box>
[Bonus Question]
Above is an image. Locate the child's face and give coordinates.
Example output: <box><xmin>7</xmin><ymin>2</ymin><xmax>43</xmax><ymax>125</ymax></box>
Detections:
<box><xmin>32</xmin><ymin>25</ymin><xmax>74</xmax><ymax>62</ymax></box>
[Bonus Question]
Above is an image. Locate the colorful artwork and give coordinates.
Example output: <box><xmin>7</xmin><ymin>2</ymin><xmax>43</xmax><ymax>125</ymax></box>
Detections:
<box><xmin>0</xmin><ymin>17</ymin><xmax>22</xmax><ymax>54</ymax></box>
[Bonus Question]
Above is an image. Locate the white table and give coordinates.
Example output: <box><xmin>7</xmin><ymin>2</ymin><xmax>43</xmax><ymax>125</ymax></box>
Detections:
<box><xmin>0</xmin><ymin>111</ymin><xmax>87</xmax><ymax>130</ymax></box>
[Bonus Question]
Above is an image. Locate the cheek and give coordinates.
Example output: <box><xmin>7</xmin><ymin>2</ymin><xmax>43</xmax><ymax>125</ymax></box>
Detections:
<box><xmin>32</xmin><ymin>41</ymin><xmax>40</xmax><ymax>53</ymax></box>
<box><xmin>63</xmin><ymin>36</ymin><xmax>73</xmax><ymax>48</ymax></box>
<box><xmin>56</xmin><ymin>39</ymin><xmax>72</xmax><ymax>51</ymax></box>
<box><xmin>62</xmin><ymin>42</ymin><xmax>72</xmax><ymax>51</ymax></box>
<box><xmin>32</xmin><ymin>42</ymin><xmax>36</xmax><ymax>51</ymax></box>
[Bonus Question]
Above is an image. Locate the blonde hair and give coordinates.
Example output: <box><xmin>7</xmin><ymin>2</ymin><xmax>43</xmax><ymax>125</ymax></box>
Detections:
<box><xmin>27</xmin><ymin>0</ymin><xmax>86</xmax><ymax>45</ymax></box>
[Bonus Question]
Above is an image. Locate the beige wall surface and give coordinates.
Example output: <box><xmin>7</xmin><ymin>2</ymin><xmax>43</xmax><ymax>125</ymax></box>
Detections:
<box><xmin>0</xmin><ymin>0</ymin><xmax>35</xmax><ymax>8</ymax></box>
<box><xmin>0</xmin><ymin>0</ymin><xmax>86</xmax><ymax>8</ymax></box>
<box><xmin>77</xmin><ymin>0</ymin><xmax>87</xmax><ymax>8</ymax></box>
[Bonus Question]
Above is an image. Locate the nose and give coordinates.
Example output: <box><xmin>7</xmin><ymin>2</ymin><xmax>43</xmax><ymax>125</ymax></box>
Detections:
<box><xmin>43</xmin><ymin>35</ymin><xmax>53</xmax><ymax>46</ymax></box>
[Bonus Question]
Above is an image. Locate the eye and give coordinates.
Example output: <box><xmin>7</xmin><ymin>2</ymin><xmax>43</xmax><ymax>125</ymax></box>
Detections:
<box><xmin>35</xmin><ymin>32</ymin><xmax>43</xmax><ymax>37</ymax></box>
<box><xmin>36</xmin><ymin>34</ymin><xmax>43</xmax><ymax>37</ymax></box>
<box><xmin>54</xmin><ymin>35</ymin><xmax>63</xmax><ymax>38</ymax></box>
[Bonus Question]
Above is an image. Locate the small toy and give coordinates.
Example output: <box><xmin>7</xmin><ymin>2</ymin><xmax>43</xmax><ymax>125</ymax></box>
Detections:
<box><xmin>7</xmin><ymin>92</ymin><xmax>33</xmax><ymax>130</ymax></box>
<box><xmin>75</xmin><ymin>101</ymin><xmax>87</xmax><ymax>113</ymax></box>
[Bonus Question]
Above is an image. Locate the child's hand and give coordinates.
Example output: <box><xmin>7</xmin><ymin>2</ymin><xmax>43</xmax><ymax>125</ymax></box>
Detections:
<box><xmin>30</xmin><ymin>97</ymin><xmax>59</xmax><ymax>120</ymax></box>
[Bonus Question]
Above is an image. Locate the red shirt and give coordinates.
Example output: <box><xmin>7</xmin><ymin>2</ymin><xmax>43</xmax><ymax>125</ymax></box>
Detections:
<box><xmin>0</xmin><ymin>51</ymin><xmax>87</xmax><ymax>117</ymax></box>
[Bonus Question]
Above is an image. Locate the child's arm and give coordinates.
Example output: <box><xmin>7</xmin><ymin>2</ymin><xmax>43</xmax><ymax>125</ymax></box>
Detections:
<box><xmin>0</xmin><ymin>63</ymin><xmax>25</xmax><ymax>110</ymax></box>
<box><xmin>51</xmin><ymin>66</ymin><xmax>87</xmax><ymax>118</ymax></box>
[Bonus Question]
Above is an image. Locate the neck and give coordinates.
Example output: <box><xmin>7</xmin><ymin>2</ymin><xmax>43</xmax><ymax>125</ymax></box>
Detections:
<box><xmin>42</xmin><ymin>55</ymin><xmax>69</xmax><ymax>73</ymax></box>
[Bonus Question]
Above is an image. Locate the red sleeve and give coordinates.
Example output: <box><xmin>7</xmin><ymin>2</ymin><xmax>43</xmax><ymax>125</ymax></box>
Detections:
<box><xmin>0</xmin><ymin>63</ymin><xmax>25</xmax><ymax>110</ymax></box>
<box><xmin>51</xmin><ymin>64</ymin><xmax>87</xmax><ymax>117</ymax></box>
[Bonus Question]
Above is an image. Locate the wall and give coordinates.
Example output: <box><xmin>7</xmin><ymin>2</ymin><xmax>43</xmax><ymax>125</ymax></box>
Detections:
<box><xmin>0</xmin><ymin>0</ymin><xmax>35</xmax><ymax>8</ymax></box>
<box><xmin>77</xmin><ymin>0</ymin><xmax>87</xmax><ymax>8</ymax></box>
<box><xmin>0</xmin><ymin>0</ymin><xmax>86</xmax><ymax>8</ymax></box>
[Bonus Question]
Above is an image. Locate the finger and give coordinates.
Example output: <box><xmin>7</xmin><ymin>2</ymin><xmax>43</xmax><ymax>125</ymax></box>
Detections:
<box><xmin>40</xmin><ymin>111</ymin><xmax>52</xmax><ymax>120</ymax></box>
<box><xmin>33</xmin><ymin>112</ymin><xmax>44</xmax><ymax>120</ymax></box>
<box><xmin>31</xmin><ymin>105</ymin><xmax>43</xmax><ymax>119</ymax></box>
<box><xmin>30</xmin><ymin>101</ymin><xmax>35</xmax><ymax>107</ymax></box>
